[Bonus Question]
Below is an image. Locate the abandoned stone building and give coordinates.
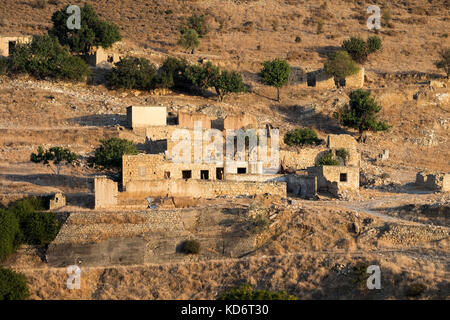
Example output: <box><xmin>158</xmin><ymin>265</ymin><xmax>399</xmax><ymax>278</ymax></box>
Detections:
<box><xmin>95</xmin><ymin>106</ymin><xmax>361</xmax><ymax>208</ymax></box>
<box><xmin>415</xmin><ymin>171</ymin><xmax>450</xmax><ymax>192</ymax></box>
<box><xmin>0</xmin><ymin>35</ymin><xmax>32</xmax><ymax>57</ymax></box>
<box><xmin>84</xmin><ymin>45</ymin><xmax>122</xmax><ymax>67</ymax></box>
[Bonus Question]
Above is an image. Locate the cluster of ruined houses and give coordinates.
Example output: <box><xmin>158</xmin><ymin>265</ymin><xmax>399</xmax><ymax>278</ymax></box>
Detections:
<box><xmin>0</xmin><ymin>35</ymin><xmax>122</xmax><ymax>67</ymax></box>
<box><xmin>94</xmin><ymin>106</ymin><xmax>362</xmax><ymax>209</ymax></box>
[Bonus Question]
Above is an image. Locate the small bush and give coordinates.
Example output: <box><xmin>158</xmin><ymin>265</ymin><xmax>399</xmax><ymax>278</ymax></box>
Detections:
<box><xmin>284</xmin><ymin>128</ymin><xmax>323</xmax><ymax>146</ymax></box>
<box><xmin>352</xmin><ymin>262</ymin><xmax>370</xmax><ymax>288</ymax></box>
<box><xmin>335</xmin><ymin>148</ymin><xmax>350</xmax><ymax>164</ymax></box>
<box><xmin>316</xmin><ymin>151</ymin><xmax>340</xmax><ymax>166</ymax></box>
<box><xmin>94</xmin><ymin>138</ymin><xmax>139</xmax><ymax>169</ymax></box>
<box><xmin>0</xmin><ymin>267</ymin><xmax>30</xmax><ymax>300</ymax></box>
<box><xmin>367</xmin><ymin>36</ymin><xmax>382</xmax><ymax>54</ymax></box>
<box><xmin>324</xmin><ymin>50</ymin><xmax>359</xmax><ymax>79</ymax></box>
<box><xmin>342</xmin><ymin>37</ymin><xmax>369</xmax><ymax>63</ymax></box>
<box><xmin>106</xmin><ymin>57</ymin><xmax>157</xmax><ymax>90</ymax></box>
<box><xmin>218</xmin><ymin>283</ymin><xmax>298</xmax><ymax>300</ymax></box>
<box><xmin>182</xmin><ymin>240</ymin><xmax>200</xmax><ymax>254</ymax></box>
<box><xmin>317</xmin><ymin>20</ymin><xmax>324</xmax><ymax>34</ymax></box>
<box><xmin>406</xmin><ymin>282</ymin><xmax>426</xmax><ymax>298</ymax></box>
<box><xmin>295</xmin><ymin>36</ymin><xmax>301</xmax><ymax>43</ymax></box>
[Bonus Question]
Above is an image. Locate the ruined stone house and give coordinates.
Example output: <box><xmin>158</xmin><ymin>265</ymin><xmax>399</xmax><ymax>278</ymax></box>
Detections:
<box><xmin>0</xmin><ymin>35</ymin><xmax>32</xmax><ymax>57</ymax></box>
<box><xmin>95</xmin><ymin>107</ymin><xmax>361</xmax><ymax>208</ymax></box>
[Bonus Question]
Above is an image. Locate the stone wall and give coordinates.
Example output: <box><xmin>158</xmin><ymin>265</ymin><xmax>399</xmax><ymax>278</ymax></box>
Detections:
<box><xmin>224</xmin><ymin>113</ymin><xmax>258</xmax><ymax>130</ymax></box>
<box><xmin>95</xmin><ymin>176</ymin><xmax>118</xmax><ymax>209</ymax></box>
<box><xmin>124</xmin><ymin>179</ymin><xmax>287</xmax><ymax>198</ymax></box>
<box><xmin>327</xmin><ymin>134</ymin><xmax>360</xmax><ymax>166</ymax></box>
<box><xmin>49</xmin><ymin>193</ymin><xmax>66</xmax><ymax>210</ymax></box>
<box><xmin>286</xmin><ymin>174</ymin><xmax>317</xmax><ymax>198</ymax></box>
<box><xmin>46</xmin><ymin>237</ymin><xmax>146</xmax><ymax>267</ymax></box>
<box><xmin>345</xmin><ymin>67</ymin><xmax>365</xmax><ymax>89</ymax></box>
<box><xmin>225</xmin><ymin>173</ymin><xmax>286</xmax><ymax>182</ymax></box>
<box><xmin>280</xmin><ymin>148</ymin><xmax>329</xmax><ymax>170</ymax></box>
<box><xmin>315</xmin><ymin>70</ymin><xmax>336</xmax><ymax>89</ymax></box>
<box><xmin>308</xmin><ymin>165</ymin><xmax>359</xmax><ymax>196</ymax></box>
<box><xmin>127</xmin><ymin>106</ymin><xmax>167</xmax><ymax>128</ymax></box>
<box><xmin>178</xmin><ymin>111</ymin><xmax>211</xmax><ymax>129</ymax></box>
<box><xmin>122</xmin><ymin>154</ymin><xmax>220</xmax><ymax>186</ymax></box>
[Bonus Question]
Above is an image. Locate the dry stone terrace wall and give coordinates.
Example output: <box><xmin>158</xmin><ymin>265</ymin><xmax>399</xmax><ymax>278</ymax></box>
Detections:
<box><xmin>124</xmin><ymin>179</ymin><xmax>287</xmax><ymax>198</ymax></box>
<box><xmin>46</xmin><ymin>207</ymin><xmax>258</xmax><ymax>266</ymax></box>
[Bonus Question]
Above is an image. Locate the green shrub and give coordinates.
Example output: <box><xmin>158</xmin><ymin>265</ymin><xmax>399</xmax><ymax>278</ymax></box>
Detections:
<box><xmin>352</xmin><ymin>262</ymin><xmax>370</xmax><ymax>288</ymax></box>
<box><xmin>0</xmin><ymin>267</ymin><xmax>30</xmax><ymax>300</ymax></box>
<box><xmin>179</xmin><ymin>14</ymin><xmax>209</xmax><ymax>38</ymax></box>
<box><xmin>21</xmin><ymin>212</ymin><xmax>60</xmax><ymax>245</ymax></box>
<box><xmin>49</xmin><ymin>4</ymin><xmax>121</xmax><ymax>54</ymax></box>
<box><xmin>295</xmin><ymin>36</ymin><xmax>301</xmax><ymax>43</ymax></box>
<box><xmin>324</xmin><ymin>50</ymin><xmax>360</xmax><ymax>79</ymax></box>
<box><xmin>316</xmin><ymin>151</ymin><xmax>340</xmax><ymax>166</ymax></box>
<box><xmin>367</xmin><ymin>36</ymin><xmax>382</xmax><ymax>54</ymax></box>
<box><xmin>334</xmin><ymin>89</ymin><xmax>390</xmax><ymax>139</ymax></box>
<box><xmin>182</xmin><ymin>240</ymin><xmax>200</xmax><ymax>254</ymax></box>
<box><xmin>106</xmin><ymin>57</ymin><xmax>157</xmax><ymax>90</ymax></box>
<box><xmin>155</xmin><ymin>56</ymin><xmax>190</xmax><ymax>89</ymax></box>
<box><xmin>335</xmin><ymin>148</ymin><xmax>350</xmax><ymax>165</ymax></box>
<box><xmin>317</xmin><ymin>19</ymin><xmax>324</xmax><ymax>34</ymax></box>
<box><xmin>218</xmin><ymin>283</ymin><xmax>298</xmax><ymax>300</ymax></box>
<box><xmin>284</xmin><ymin>128</ymin><xmax>323</xmax><ymax>146</ymax></box>
<box><xmin>94</xmin><ymin>138</ymin><xmax>139</xmax><ymax>169</ymax></box>
<box><xmin>212</xmin><ymin>70</ymin><xmax>246</xmax><ymax>101</ymax></box>
<box><xmin>0</xmin><ymin>58</ymin><xmax>8</xmax><ymax>76</ymax></box>
<box><xmin>0</xmin><ymin>210</ymin><xmax>20</xmax><ymax>261</ymax></box>
<box><xmin>8</xmin><ymin>35</ymin><xmax>91</xmax><ymax>81</ymax></box>
<box><xmin>184</xmin><ymin>61</ymin><xmax>219</xmax><ymax>90</ymax></box>
<box><xmin>260</xmin><ymin>58</ymin><xmax>291</xmax><ymax>102</ymax></box>
<box><xmin>342</xmin><ymin>37</ymin><xmax>369</xmax><ymax>63</ymax></box>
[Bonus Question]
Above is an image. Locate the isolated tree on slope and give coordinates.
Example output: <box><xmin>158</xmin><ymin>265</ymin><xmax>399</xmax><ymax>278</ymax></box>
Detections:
<box><xmin>49</xmin><ymin>4</ymin><xmax>122</xmax><ymax>55</ymax></box>
<box><xmin>30</xmin><ymin>146</ymin><xmax>78</xmax><ymax>175</ymax></box>
<box><xmin>334</xmin><ymin>89</ymin><xmax>390</xmax><ymax>140</ymax></box>
<box><xmin>178</xmin><ymin>29</ymin><xmax>200</xmax><ymax>54</ymax></box>
<box><xmin>260</xmin><ymin>58</ymin><xmax>291</xmax><ymax>102</ymax></box>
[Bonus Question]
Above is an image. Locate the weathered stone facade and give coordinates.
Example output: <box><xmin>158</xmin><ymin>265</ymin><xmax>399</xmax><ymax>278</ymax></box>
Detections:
<box><xmin>127</xmin><ymin>106</ymin><xmax>167</xmax><ymax>128</ymax></box>
<box><xmin>49</xmin><ymin>193</ymin><xmax>66</xmax><ymax>210</ymax></box>
<box><xmin>95</xmin><ymin>176</ymin><xmax>118</xmax><ymax>209</ymax></box>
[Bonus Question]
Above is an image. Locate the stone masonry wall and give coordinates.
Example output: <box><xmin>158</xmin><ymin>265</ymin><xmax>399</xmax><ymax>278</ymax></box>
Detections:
<box><xmin>95</xmin><ymin>176</ymin><xmax>118</xmax><ymax>209</ymax></box>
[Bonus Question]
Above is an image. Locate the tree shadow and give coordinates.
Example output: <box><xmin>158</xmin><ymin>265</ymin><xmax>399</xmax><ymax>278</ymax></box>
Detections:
<box><xmin>0</xmin><ymin>173</ymin><xmax>93</xmax><ymax>190</ymax></box>
<box><xmin>68</xmin><ymin>114</ymin><xmax>127</xmax><ymax>127</ymax></box>
<box><xmin>305</xmin><ymin>45</ymin><xmax>342</xmax><ymax>58</ymax></box>
<box><xmin>275</xmin><ymin>104</ymin><xmax>352</xmax><ymax>134</ymax></box>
